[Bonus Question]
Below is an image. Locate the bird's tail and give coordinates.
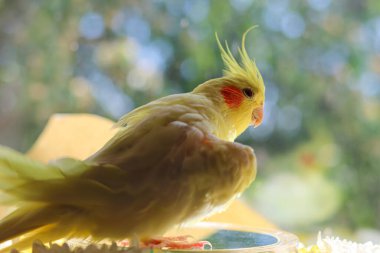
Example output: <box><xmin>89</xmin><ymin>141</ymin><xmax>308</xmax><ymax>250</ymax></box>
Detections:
<box><xmin>0</xmin><ymin>205</ymin><xmax>74</xmax><ymax>252</ymax></box>
<box><xmin>0</xmin><ymin>145</ymin><xmax>75</xmax><ymax>251</ymax></box>
<box><xmin>0</xmin><ymin>205</ymin><xmax>64</xmax><ymax>242</ymax></box>
<box><xmin>0</xmin><ymin>145</ymin><xmax>63</xmax><ymax>200</ymax></box>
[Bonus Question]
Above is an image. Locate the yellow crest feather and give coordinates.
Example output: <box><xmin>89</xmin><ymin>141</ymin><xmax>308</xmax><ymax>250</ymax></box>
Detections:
<box><xmin>216</xmin><ymin>26</ymin><xmax>264</xmax><ymax>93</ymax></box>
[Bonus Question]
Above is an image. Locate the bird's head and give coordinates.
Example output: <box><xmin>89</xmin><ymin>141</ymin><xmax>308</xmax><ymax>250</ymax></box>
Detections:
<box><xmin>193</xmin><ymin>28</ymin><xmax>265</xmax><ymax>139</ymax></box>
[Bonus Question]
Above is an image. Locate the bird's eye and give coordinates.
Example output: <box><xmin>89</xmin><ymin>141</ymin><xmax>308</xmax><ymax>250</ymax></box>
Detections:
<box><xmin>242</xmin><ymin>88</ymin><xmax>254</xmax><ymax>98</ymax></box>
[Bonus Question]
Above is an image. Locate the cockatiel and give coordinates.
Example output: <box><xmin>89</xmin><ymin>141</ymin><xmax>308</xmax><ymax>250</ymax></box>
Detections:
<box><xmin>0</xmin><ymin>29</ymin><xmax>265</xmax><ymax>252</ymax></box>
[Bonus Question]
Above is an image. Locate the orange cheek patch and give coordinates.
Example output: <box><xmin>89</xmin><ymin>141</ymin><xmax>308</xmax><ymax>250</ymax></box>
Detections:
<box><xmin>221</xmin><ymin>86</ymin><xmax>244</xmax><ymax>108</ymax></box>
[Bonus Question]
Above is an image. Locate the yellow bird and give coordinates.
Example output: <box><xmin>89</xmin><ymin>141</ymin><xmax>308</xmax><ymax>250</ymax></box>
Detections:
<box><xmin>0</xmin><ymin>29</ymin><xmax>265</xmax><ymax>251</ymax></box>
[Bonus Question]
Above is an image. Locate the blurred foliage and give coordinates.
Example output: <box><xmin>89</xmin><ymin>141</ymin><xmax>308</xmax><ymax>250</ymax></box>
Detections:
<box><xmin>1</xmin><ymin>0</ymin><xmax>380</xmax><ymax>237</ymax></box>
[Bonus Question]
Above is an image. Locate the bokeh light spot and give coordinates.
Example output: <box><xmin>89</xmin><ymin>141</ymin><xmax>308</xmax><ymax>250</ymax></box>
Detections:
<box><xmin>262</xmin><ymin>0</ymin><xmax>289</xmax><ymax>31</ymax></box>
<box><xmin>79</xmin><ymin>12</ymin><xmax>104</xmax><ymax>40</ymax></box>
<box><xmin>307</xmin><ymin>0</ymin><xmax>331</xmax><ymax>11</ymax></box>
<box><xmin>281</xmin><ymin>12</ymin><xmax>305</xmax><ymax>39</ymax></box>
<box><xmin>277</xmin><ymin>105</ymin><xmax>302</xmax><ymax>136</ymax></box>
<box><xmin>230</xmin><ymin>0</ymin><xmax>253</xmax><ymax>13</ymax></box>
<box><xmin>183</xmin><ymin>0</ymin><xmax>210</xmax><ymax>23</ymax></box>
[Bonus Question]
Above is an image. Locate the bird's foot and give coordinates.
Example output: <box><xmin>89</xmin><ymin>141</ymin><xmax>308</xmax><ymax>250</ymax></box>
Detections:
<box><xmin>119</xmin><ymin>236</ymin><xmax>212</xmax><ymax>250</ymax></box>
<box><xmin>142</xmin><ymin>235</ymin><xmax>212</xmax><ymax>250</ymax></box>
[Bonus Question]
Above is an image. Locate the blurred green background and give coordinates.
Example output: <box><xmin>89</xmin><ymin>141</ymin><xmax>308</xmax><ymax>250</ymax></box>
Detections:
<box><xmin>1</xmin><ymin>0</ymin><xmax>380</xmax><ymax>243</ymax></box>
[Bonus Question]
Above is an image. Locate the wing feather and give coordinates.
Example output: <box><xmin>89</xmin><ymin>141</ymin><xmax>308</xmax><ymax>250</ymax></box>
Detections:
<box><xmin>3</xmin><ymin>112</ymin><xmax>256</xmax><ymax>239</ymax></box>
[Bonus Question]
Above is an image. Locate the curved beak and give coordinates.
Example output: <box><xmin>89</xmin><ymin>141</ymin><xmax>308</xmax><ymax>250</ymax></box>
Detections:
<box><xmin>252</xmin><ymin>106</ymin><xmax>264</xmax><ymax>128</ymax></box>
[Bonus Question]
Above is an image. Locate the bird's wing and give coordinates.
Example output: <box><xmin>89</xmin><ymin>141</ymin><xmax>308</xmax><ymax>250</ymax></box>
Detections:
<box><xmin>17</xmin><ymin>118</ymin><xmax>255</xmax><ymax>214</ymax></box>
<box><xmin>3</xmin><ymin>117</ymin><xmax>256</xmax><ymax>239</ymax></box>
<box><xmin>89</xmin><ymin>93</ymin><xmax>215</xmax><ymax>163</ymax></box>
